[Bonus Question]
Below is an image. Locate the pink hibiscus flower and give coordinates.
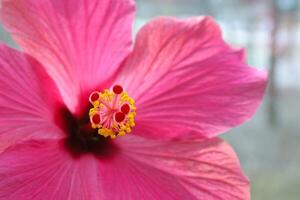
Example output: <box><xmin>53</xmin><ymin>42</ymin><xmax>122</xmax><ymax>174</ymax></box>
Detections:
<box><xmin>0</xmin><ymin>0</ymin><xmax>267</xmax><ymax>199</ymax></box>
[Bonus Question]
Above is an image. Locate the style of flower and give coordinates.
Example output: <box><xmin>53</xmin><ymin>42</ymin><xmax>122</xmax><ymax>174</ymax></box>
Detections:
<box><xmin>0</xmin><ymin>0</ymin><xmax>267</xmax><ymax>199</ymax></box>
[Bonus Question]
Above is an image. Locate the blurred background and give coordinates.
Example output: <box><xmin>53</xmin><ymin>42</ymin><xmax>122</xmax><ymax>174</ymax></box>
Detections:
<box><xmin>1</xmin><ymin>0</ymin><xmax>300</xmax><ymax>199</ymax></box>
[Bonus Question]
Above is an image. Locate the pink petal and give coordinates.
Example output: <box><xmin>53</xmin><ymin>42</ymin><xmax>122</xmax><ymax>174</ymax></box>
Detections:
<box><xmin>0</xmin><ymin>140</ymin><xmax>102</xmax><ymax>200</ymax></box>
<box><xmin>0</xmin><ymin>0</ymin><xmax>136</xmax><ymax>112</ymax></box>
<box><xmin>114</xmin><ymin>17</ymin><xmax>268</xmax><ymax>139</ymax></box>
<box><xmin>115</xmin><ymin>135</ymin><xmax>250</xmax><ymax>200</ymax></box>
<box><xmin>0</xmin><ymin>137</ymin><xmax>249</xmax><ymax>200</ymax></box>
<box><xmin>0</xmin><ymin>44</ymin><xmax>63</xmax><ymax>153</ymax></box>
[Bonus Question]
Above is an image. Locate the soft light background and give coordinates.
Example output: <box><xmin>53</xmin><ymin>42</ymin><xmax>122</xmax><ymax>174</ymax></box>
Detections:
<box><xmin>1</xmin><ymin>0</ymin><xmax>299</xmax><ymax>199</ymax></box>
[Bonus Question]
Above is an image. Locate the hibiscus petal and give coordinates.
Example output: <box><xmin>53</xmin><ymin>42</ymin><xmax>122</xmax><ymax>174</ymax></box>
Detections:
<box><xmin>0</xmin><ymin>137</ymin><xmax>249</xmax><ymax>200</ymax></box>
<box><xmin>115</xmin><ymin>17</ymin><xmax>267</xmax><ymax>139</ymax></box>
<box><xmin>0</xmin><ymin>139</ymin><xmax>191</xmax><ymax>200</ymax></box>
<box><xmin>0</xmin><ymin>0</ymin><xmax>136</xmax><ymax>112</ymax></box>
<box><xmin>114</xmin><ymin>135</ymin><xmax>250</xmax><ymax>200</ymax></box>
<box><xmin>0</xmin><ymin>44</ymin><xmax>63</xmax><ymax>153</ymax></box>
<box><xmin>0</xmin><ymin>139</ymin><xmax>103</xmax><ymax>200</ymax></box>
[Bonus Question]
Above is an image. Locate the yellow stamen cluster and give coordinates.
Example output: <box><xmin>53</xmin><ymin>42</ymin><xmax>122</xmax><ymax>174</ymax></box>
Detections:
<box><xmin>89</xmin><ymin>88</ymin><xmax>136</xmax><ymax>139</ymax></box>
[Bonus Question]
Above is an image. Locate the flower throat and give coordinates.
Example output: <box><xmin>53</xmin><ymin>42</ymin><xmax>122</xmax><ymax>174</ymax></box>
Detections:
<box><xmin>89</xmin><ymin>85</ymin><xmax>136</xmax><ymax>139</ymax></box>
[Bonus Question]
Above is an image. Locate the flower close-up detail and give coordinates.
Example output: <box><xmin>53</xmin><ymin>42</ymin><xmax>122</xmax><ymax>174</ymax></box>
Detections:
<box><xmin>0</xmin><ymin>0</ymin><xmax>267</xmax><ymax>199</ymax></box>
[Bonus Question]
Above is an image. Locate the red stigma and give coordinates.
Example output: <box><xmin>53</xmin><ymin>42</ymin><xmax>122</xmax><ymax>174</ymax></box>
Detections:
<box><xmin>113</xmin><ymin>85</ymin><xmax>123</xmax><ymax>94</ymax></box>
<box><xmin>92</xmin><ymin>114</ymin><xmax>101</xmax><ymax>124</ymax></box>
<box><xmin>115</xmin><ymin>112</ymin><xmax>125</xmax><ymax>123</ymax></box>
<box><xmin>90</xmin><ymin>92</ymin><xmax>99</xmax><ymax>102</ymax></box>
<box><xmin>121</xmin><ymin>104</ymin><xmax>130</xmax><ymax>114</ymax></box>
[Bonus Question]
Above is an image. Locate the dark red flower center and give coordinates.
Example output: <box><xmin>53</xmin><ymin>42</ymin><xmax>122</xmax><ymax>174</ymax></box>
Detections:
<box><xmin>55</xmin><ymin>85</ymin><xmax>136</xmax><ymax>159</ymax></box>
<box><xmin>56</xmin><ymin>106</ymin><xmax>118</xmax><ymax>159</ymax></box>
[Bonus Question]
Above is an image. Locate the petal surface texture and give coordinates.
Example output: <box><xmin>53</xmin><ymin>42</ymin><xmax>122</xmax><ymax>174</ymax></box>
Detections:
<box><xmin>0</xmin><ymin>0</ymin><xmax>136</xmax><ymax>112</ymax></box>
<box><xmin>0</xmin><ymin>136</ymin><xmax>249</xmax><ymax>200</ymax></box>
<box><xmin>115</xmin><ymin>17</ymin><xmax>267</xmax><ymax>139</ymax></box>
<box><xmin>0</xmin><ymin>44</ymin><xmax>63</xmax><ymax>153</ymax></box>
<box><xmin>0</xmin><ymin>140</ymin><xmax>103</xmax><ymax>200</ymax></box>
<box><xmin>117</xmin><ymin>136</ymin><xmax>250</xmax><ymax>200</ymax></box>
